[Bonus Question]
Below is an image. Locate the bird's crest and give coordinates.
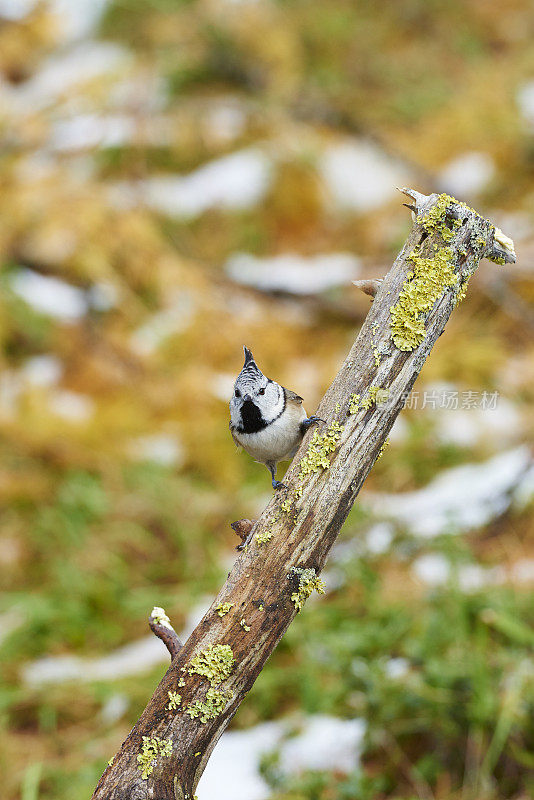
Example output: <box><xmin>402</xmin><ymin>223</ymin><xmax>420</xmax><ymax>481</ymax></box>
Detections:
<box><xmin>239</xmin><ymin>346</ymin><xmax>264</xmax><ymax>383</ymax></box>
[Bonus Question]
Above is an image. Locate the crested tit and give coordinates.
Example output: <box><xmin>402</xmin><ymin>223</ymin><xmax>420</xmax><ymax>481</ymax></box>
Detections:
<box><xmin>229</xmin><ymin>347</ymin><xmax>322</xmax><ymax>489</ymax></box>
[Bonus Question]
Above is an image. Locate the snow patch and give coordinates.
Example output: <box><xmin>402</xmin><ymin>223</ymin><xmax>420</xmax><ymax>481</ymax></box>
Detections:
<box><xmin>144</xmin><ymin>148</ymin><xmax>272</xmax><ymax>218</ymax></box>
<box><xmin>128</xmin><ymin>434</ymin><xmax>184</xmax><ymax>468</ymax></box>
<box><xmin>198</xmin><ymin>716</ymin><xmax>365</xmax><ymax>800</ymax></box>
<box><xmin>363</xmin><ymin>447</ymin><xmax>532</xmax><ymax>538</ymax></box>
<box><xmin>226</xmin><ymin>252</ymin><xmax>361</xmax><ymax>295</ymax></box>
<box><xmin>319</xmin><ymin>140</ymin><xmax>411</xmax><ymax>213</ymax></box>
<box><xmin>437</xmin><ymin>152</ymin><xmax>495</xmax><ymax>199</ymax></box>
<box><xmin>10</xmin><ymin>268</ymin><xmax>88</xmax><ymax>321</ymax></box>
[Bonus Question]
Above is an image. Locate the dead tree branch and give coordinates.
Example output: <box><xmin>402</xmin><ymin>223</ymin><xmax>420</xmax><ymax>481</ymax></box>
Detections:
<box><xmin>91</xmin><ymin>190</ymin><xmax>514</xmax><ymax>800</ymax></box>
<box><xmin>148</xmin><ymin>607</ymin><xmax>183</xmax><ymax>660</ymax></box>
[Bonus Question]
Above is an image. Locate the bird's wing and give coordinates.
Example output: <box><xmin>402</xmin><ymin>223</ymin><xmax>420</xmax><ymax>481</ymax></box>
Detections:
<box><xmin>285</xmin><ymin>388</ymin><xmax>304</xmax><ymax>405</ymax></box>
<box><xmin>229</xmin><ymin>421</ymin><xmax>242</xmax><ymax>449</ymax></box>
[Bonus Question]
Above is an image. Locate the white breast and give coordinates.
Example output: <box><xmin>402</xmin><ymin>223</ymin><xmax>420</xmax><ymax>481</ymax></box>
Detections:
<box><xmin>234</xmin><ymin>404</ymin><xmax>307</xmax><ymax>465</ymax></box>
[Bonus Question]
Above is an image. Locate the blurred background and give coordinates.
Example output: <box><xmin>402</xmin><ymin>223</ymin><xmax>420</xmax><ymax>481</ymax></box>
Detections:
<box><xmin>0</xmin><ymin>1</ymin><xmax>533</xmax><ymax>799</ymax></box>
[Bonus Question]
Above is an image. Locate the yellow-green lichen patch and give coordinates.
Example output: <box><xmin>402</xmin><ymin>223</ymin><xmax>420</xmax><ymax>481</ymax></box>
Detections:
<box><xmin>107</xmin><ymin>757</ymin><xmax>114</xmax><ymax>767</ymax></box>
<box><xmin>185</xmin><ymin>688</ymin><xmax>231</xmax><ymax>723</ymax></box>
<box><xmin>216</xmin><ymin>602</ymin><xmax>234</xmax><ymax>617</ymax></box>
<box><xmin>167</xmin><ymin>690</ymin><xmax>181</xmax><ymax>710</ymax></box>
<box><xmin>280</xmin><ymin>498</ymin><xmax>292</xmax><ymax>513</ymax></box>
<box><xmin>376</xmin><ymin>438</ymin><xmax>390</xmax><ymax>461</ymax></box>
<box><xmin>349</xmin><ymin>393</ymin><xmax>361</xmax><ymax>414</ymax></box>
<box><xmin>417</xmin><ymin>193</ymin><xmax>462</xmax><ymax>240</ymax></box>
<box><xmin>240</xmin><ymin>618</ymin><xmax>250</xmax><ymax>631</ymax></box>
<box><xmin>373</xmin><ymin>347</ymin><xmax>381</xmax><ymax>367</ymax></box>
<box><xmin>295</xmin><ymin>420</ymin><xmax>344</xmax><ymax>495</ymax></box>
<box><xmin>188</xmin><ymin>644</ymin><xmax>235</xmax><ymax>686</ymax></box>
<box><xmin>361</xmin><ymin>385</ymin><xmax>389</xmax><ymax>410</ymax></box>
<box><xmin>255</xmin><ymin>528</ymin><xmax>274</xmax><ymax>545</ymax></box>
<box><xmin>390</xmin><ymin>245</ymin><xmax>458</xmax><ymax>351</ymax></box>
<box><xmin>290</xmin><ymin>567</ymin><xmax>325</xmax><ymax>612</ymax></box>
<box><xmin>137</xmin><ymin>736</ymin><xmax>173</xmax><ymax>779</ymax></box>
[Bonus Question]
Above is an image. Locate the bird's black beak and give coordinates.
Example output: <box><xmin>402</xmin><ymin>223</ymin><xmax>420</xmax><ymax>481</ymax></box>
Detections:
<box><xmin>243</xmin><ymin>394</ymin><xmax>252</xmax><ymax>403</ymax></box>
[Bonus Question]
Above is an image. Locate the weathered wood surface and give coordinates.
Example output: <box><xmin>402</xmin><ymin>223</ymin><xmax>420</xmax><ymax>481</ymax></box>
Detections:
<box><xmin>91</xmin><ymin>190</ymin><xmax>514</xmax><ymax>800</ymax></box>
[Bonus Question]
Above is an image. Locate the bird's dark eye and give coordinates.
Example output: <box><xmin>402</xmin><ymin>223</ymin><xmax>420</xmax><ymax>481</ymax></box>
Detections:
<box><xmin>258</xmin><ymin>387</ymin><xmax>265</xmax><ymax>395</ymax></box>
<box><xmin>235</xmin><ymin>389</ymin><xmax>241</xmax><ymax>398</ymax></box>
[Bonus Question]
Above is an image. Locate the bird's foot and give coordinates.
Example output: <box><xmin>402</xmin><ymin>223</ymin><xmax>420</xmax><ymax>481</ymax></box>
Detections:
<box><xmin>272</xmin><ymin>479</ymin><xmax>286</xmax><ymax>490</ymax></box>
<box><xmin>300</xmin><ymin>415</ymin><xmax>325</xmax><ymax>435</ymax></box>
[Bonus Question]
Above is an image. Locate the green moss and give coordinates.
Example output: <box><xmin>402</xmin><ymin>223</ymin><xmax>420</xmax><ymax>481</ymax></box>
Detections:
<box><xmin>185</xmin><ymin>688</ymin><xmax>231</xmax><ymax>723</ymax></box>
<box><xmin>167</xmin><ymin>690</ymin><xmax>181</xmax><ymax>710</ymax></box>
<box><xmin>137</xmin><ymin>736</ymin><xmax>173</xmax><ymax>779</ymax></box>
<box><xmin>188</xmin><ymin>644</ymin><xmax>235</xmax><ymax>686</ymax></box>
<box><xmin>290</xmin><ymin>567</ymin><xmax>326</xmax><ymax>612</ymax></box>
<box><xmin>295</xmin><ymin>420</ymin><xmax>344</xmax><ymax>496</ymax></box>
<box><xmin>216</xmin><ymin>602</ymin><xmax>234</xmax><ymax>617</ymax></box>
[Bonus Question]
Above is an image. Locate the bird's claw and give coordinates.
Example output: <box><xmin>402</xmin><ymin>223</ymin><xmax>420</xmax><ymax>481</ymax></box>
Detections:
<box><xmin>272</xmin><ymin>479</ymin><xmax>286</xmax><ymax>490</ymax></box>
<box><xmin>300</xmin><ymin>415</ymin><xmax>325</xmax><ymax>434</ymax></box>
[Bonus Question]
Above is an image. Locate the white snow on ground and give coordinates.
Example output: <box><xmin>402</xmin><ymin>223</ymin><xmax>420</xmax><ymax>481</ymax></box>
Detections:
<box><xmin>48</xmin><ymin>0</ymin><xmax>110</xmax><ymax>43</ymax></box>
<box><xmin>50</xmin><ymin>114</ymin><xmax>136</xmax><ymax>152</ymax></box>
<box><xmin>130</xmin><ymin>291</ymin><xmax>195</xmax><ymax>356</ymax></box>
<box><xmin>21</xmin><ymin>355</ymin><xmax>63</xmax><ymax>387</ymax></box>
<box><xmin>517</xmin><ymin>80</ymin><xmax>534</xmax><ymax>128</ymax></box>
<box><xmin>437</xmin><ymin>151</ymin><xmax>495</xmax><ymax>199</ymax></box>
<box><xmin>363</xmin><ymin>447</ymin><xmax>533</xmax><ymax>538</ymax></box>
<box><xmin>413</xmin><ymin>555</ymin><xmax>534</xmax><ymax>591</ymax></box>
<box><xmin>226</xmin><ymin>252</ymin><xmax>361</xmax><ymax>295</ymax></box>
<box><xmin>9</xmin><ymin>268</ymin><xmax>88</xmax><ymax>321</ymax></box>
<box><xmin>6</xmin><ymin>42</ymin><xmax>128</xmax><ymax>113</ymax></box>
<box><xmin>197</xmin><ymin>716</ymin><xmax>365</xmax><ymax>800</ymax></box>
<box><xmin>433</xmin><ymin>398</ymin><xmax>521</xmax><ymax>447</ymax></box>
<box><xmin>21</xmin><ymin>600</ymin><xmax>210</xmax><ymax>686</ymax></box>
<box><xmin>143</xmin><ymin>148</ymin><xmax>273</xmax><ymax>218</ymax></box>
<box><xmin>319</xmin><ymin>140</ymin><xmax>411</xmax><ymax>213</ymax></box>
<box><xmin>0</xmin><ymin>0</ymin><xmax>36</xmax><ymax>19</ymax></box>
<box><xmin>128</xmin><ymin>434</ymin><xmax>184</xmax><ymax>468</ymax></box>
<box><xmin>49</xmin><ymin>390</ymin><xmax>94</xmax><ymax>422</ymax></box>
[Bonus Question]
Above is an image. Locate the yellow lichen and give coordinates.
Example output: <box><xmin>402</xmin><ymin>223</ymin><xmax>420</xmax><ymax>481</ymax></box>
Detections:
<box><xmin>349</xmin><ymin>393</ymin><xmax>361</xmax><ymax>414</ymax></box>
<box><xmin>390</xmin><ymin>193</ymin><xmax>467</xmax><ymax>351</ymax></box>
<box><xmin>167</xmin><ymin>690</ymin><xmax>181</xmax><ymax>710</ymax></box>
<box><xmin>188</xmin><ymin>644</ymin><xmax>235</xmax><ymax>686</ymax></box>
<box><xmin>376</xmin><ymin>438</ymin><xmax>390</xmax><ymax>461</ymax></box>
<box><xmin>240</xmin><ymin>618</ymin><xmax>250</xmax><ymax>631</ymax></box>
<box><xmin>290</xmin><ymin>567</ymin><xmax>325</xmax><ymax>612</ymax></box>
<box><xmin>390</xmin><ymin>246</ymin><xmax>458</xmax><ymax>351</ymax></box>
<box><xmin>296</xmin><ymin>420</ymin><xmax>344</xmax><ymax>487</ymax></box>
<box><xmin>185</xmin><ymin>688</ymin><xmax>231</xmax><ymax>723</ymax></box>
<box><xmin>137</xmin><ymin>736</ymin><xmax>173</xmax><ymax>779</ymax></box>
<box><xmin>107</xmin><ymin>757</ymin><xmax>114</xmax><ymax>767</ymax></box>
<box><xmin>361</xmin><ymin>385</ymin><xmax>389</xmax><ymax>410</ymax></box>
<box><xmin>216</xmin><ymin>602</ymin><xmax>234</xmax><ymax>617</ymax></box>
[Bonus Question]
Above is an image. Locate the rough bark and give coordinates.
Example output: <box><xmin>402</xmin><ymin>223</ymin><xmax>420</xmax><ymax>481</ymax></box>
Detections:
<box><xmin>91</xmin><ymin>190</ymin><xmax>514</xmax><ymax>800</ymax></box>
